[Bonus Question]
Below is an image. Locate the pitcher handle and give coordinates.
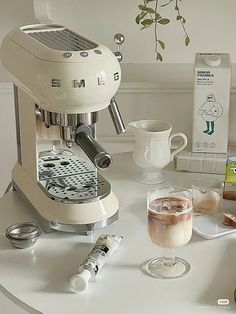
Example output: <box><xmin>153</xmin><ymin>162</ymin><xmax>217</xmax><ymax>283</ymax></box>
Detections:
<box><xmin>169</xmin><ymin>133</ymin><xmax>188</xmax><ymax>161</ymax></box>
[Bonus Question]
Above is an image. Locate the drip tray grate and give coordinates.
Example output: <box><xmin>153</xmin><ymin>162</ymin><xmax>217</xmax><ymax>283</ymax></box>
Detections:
<box><xmin>38</xmin><ymin>155</ymin><xmax>110</xmax><ymax>203</ymax></box>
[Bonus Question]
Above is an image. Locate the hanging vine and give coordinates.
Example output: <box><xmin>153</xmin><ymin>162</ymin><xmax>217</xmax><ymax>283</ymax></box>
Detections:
<box><xmin>135</xmin><ymin>0</ymin><xmax>190</xmax><ymax>61</ymax></box>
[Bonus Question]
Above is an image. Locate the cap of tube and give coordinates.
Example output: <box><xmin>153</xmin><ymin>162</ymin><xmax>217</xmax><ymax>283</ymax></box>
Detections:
<box><xmin>70</xmin><ymin>269</ymin><xmax>91</xmax><ymax>292</ymax></box>
<box><xmin>205</xmin><ymin>55</ymin><xmax>221</xmax><ymax>66</ymax></box>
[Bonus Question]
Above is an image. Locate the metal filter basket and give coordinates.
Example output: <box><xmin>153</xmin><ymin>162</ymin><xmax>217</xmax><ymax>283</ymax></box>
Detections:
<box><xmin>5</xmin><ymin>222</ymin><xmax>41</xmax><ymax>249</ymax></box>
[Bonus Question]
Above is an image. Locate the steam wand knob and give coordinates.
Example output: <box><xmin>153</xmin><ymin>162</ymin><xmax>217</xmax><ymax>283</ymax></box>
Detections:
<box><xmin>113</xmin><ymin>33</ymin><xmax>125</xmax><ymax>62</ymax></box>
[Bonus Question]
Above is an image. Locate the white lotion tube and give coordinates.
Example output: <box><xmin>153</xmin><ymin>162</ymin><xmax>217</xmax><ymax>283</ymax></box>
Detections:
<box><xmin>70</xmin><ymin>234</ymin><xmax>123</xmax><ymax>292</ymax></box>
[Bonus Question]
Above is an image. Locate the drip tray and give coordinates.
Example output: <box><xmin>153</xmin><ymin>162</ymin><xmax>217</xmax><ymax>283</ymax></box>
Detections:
<box><xmin>38</xmin><ymin>154</ymin><xmax>110</xmax><ymax>203</ymax></box>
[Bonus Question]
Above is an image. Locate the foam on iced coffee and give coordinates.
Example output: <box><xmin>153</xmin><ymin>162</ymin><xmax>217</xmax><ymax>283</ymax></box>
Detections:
<box><xmin>148</xmin><ymin>196</ymin><xmax>192</xmax><ymax>248</ymax></box>
<box><xmin>150</xmin><ymin>196</ymin><xmax>191</xmax><ymax>214</ymax></box>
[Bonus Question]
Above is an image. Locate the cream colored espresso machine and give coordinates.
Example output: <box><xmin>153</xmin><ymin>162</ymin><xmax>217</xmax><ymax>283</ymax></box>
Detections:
<box><xmin>1</xmin><ymin>24</ymin><xmax>125</xmax><ymax>234</ymax></box>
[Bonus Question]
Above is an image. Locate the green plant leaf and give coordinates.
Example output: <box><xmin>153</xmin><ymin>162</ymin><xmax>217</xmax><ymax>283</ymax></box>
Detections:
<box><xmin>138</xmin><ymin>4</ymin><xmax>146</xmax><ymax>10</ymax></box>
<box><xmin>161</xmin><ymin>0</ymin><xmax>174</xmax><ymax>7</ymax></box>
<box><xmin>142</xmin><ymin>7</ymin><xmax>155</xmax><ymax>13</ymax></box>
<box><xmin>141</xmin><ymin>19</ymin><xmax>154</xmax><ymax>26</ymax></box>
<box><xmin>135</xmin><ymin>0</ymin><xmax>190</xmax><ymax>62</ymax></box>
<box><xmin>155</xmin><ymin>13</ymin><xmax>161</xmax><ymax>20</ymax></box>
<box><xmin>158</xmin><ymin>40</ymin><xmax>165</xmax><ymax>50</ymax></box>
<box><xmin>156</xmin><ymin>52</ymin><xmax>163</xmax><ymax>62</ymax></box>
<box><xmin>185</xmin><ymin>35</ymin><xmax>190</xmax><ymax>46</ymax></box>
<box><xmin>136</xmin><ymin>11</ymin><xmax>148</xmax><ymax>24</ymax></box>
<box><xmin>135</xmin><ymin>15</ymin><xmax>140</xmax><ymax>24</ymax></box>
<box><xmin>161</xmin><ymin>3</ymin><xmax>170</xmax><ymax>7</ymax></box>
<box><xmin>158</xmin><ymin>18</ymin><xmax>170</xmax><ymax>25</ymax></box>
<box><xmin>140</xmin><ymin>11</ymin><xmax>147</xmax><ymax>20</ymax></box>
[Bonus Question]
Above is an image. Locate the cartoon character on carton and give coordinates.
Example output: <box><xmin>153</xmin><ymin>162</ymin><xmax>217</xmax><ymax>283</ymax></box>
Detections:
<box><xmin>198</xmin><ymin>93</ymin><xmax>223</xmax><ymax>135</ymax></box>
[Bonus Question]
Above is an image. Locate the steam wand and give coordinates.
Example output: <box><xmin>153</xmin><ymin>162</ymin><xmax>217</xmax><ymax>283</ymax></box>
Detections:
<box><xmin>109</xmin><ymin>33</ymin><xmax>126</xmax><ymax>135</ymax></box>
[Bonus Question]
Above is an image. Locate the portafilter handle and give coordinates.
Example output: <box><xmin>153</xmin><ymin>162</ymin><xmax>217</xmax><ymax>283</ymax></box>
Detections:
<box><xmin>75</xmin><ymin>124</ymin><xmax>112</xmax><ymax>170</ymax></box>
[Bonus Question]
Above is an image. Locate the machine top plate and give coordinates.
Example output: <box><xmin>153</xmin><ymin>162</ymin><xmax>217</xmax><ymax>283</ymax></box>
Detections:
<box><xmin>27</xmin><ymin>28</ymin><xmax>97</xmax><ymax>51</ymax></box>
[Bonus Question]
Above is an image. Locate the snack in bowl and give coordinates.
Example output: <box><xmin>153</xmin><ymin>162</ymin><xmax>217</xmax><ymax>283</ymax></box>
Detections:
<box><xmin>223</xmin><ymin>212</ymin><xmax>236</xmax><ymax>228</ymax></box>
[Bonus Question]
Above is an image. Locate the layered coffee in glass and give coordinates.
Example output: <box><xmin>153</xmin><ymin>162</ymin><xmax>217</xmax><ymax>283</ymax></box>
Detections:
<box><xmin>146</xmin><ymin>186</ymin><xmax>193</xmax><ymax>279</ymax></box>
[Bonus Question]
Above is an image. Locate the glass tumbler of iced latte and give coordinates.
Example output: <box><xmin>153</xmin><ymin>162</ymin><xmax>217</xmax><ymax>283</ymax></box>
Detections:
<box><xmin>146</xmin><ymin>186</ymin><xmax>193</xmax><ymax>279</ymax></box>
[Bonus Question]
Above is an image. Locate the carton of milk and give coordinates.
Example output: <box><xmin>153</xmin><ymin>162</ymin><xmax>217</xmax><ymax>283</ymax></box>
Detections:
<box><xmin>192</xmin><ymin>53</ymin><xmax>231</xmax><ymax>153</ymax></box>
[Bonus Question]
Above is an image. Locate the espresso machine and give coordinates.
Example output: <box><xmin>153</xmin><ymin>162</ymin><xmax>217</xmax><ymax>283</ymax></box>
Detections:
<box><xmin>1</xmin><ymin>24</ymin><xmax>125</xmax><ymax>234</ymax></box>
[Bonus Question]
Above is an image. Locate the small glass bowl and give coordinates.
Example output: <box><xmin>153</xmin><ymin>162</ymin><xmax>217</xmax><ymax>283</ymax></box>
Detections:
<box><xmin>5</xmin><ymin>222</ymin><xmax>41</xmax><ymax>249</ymax></box>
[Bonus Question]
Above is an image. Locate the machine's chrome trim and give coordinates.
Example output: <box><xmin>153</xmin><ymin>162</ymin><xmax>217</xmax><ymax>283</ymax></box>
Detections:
<box><xmin>13</xmin><ymin>85</ymin><xmax>22</xmax><ymax>165</ymax></box>
<box><xmin>40</xmin><ymin>110</ymin><xmax>98</xmax><ymax>127</ymax></box>
<box><xmin>38</xmin><ymin>211</ymin><xmax>119</xmax><ymax>235</ymax></box>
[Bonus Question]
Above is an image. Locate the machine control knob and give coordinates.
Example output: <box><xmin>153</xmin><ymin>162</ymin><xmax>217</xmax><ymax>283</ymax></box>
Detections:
<box><xmin>113</xmin><ymin>33</ymin><xmax>125</xmax><ymax>62</ymax></box>
<box><xmin>114</xmin><ymin>33</ymin><xmax>125</xmax><ymax>45</ymax></box>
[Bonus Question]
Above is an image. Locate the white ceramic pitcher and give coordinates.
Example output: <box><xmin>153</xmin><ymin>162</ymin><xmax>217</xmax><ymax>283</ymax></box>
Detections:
<box><xmin>128</xmin><ymin>120</ymin><xmax>188</xmax><ymax>184</ymax></box>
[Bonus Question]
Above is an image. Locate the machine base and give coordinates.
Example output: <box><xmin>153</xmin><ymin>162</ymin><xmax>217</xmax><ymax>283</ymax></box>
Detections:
<box><xmin>13</xmin><ymin>182</ymin><xmax>119</xmax><ymax>235</ymax></box>
<box><xmin>35</xmin><ymin>208</ymin><xmax>119</xmax><ymax>235</ymax></box>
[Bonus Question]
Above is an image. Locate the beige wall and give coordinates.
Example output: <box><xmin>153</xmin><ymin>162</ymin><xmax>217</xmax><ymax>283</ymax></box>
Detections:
<box><xmin>47</xmin><ymin>0</ymin><xmax>236</xmax><ymax>64</ymax></box>
<box><xmin>0</xmin><ymin>0</ymin><xmax>36</xmax><ymax>81</ymax></box>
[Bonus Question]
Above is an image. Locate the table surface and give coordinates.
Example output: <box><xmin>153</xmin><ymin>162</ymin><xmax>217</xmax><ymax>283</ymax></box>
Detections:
<box><xmin>0</xmin><ymin>152</ymin><xmax>236</xmax><ymax>314</ymax></box>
